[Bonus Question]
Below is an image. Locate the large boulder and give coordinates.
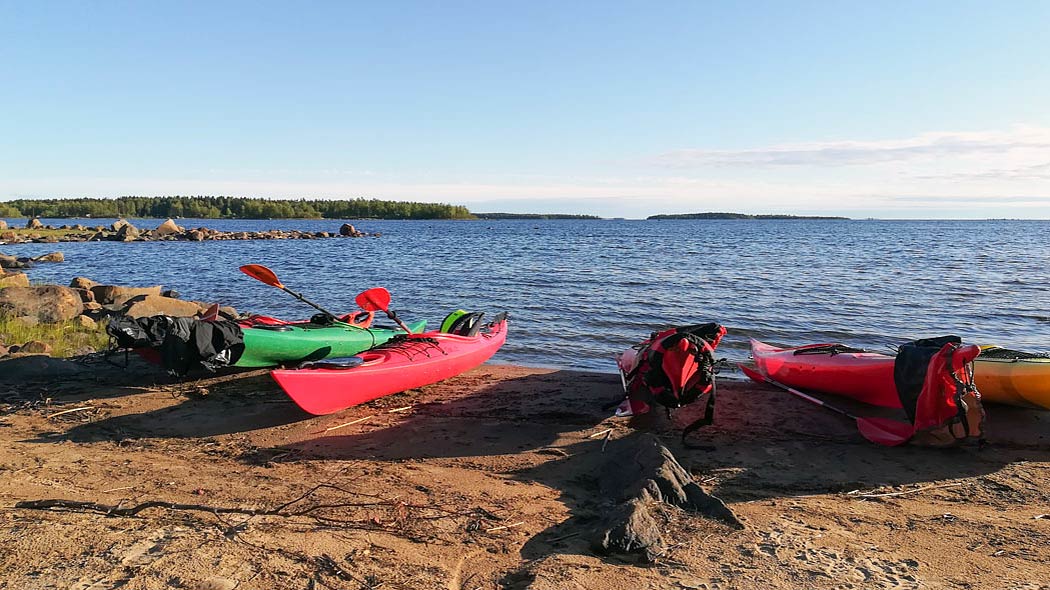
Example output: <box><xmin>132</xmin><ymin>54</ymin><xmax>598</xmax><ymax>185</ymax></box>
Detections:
<box><xmin>111</xmin><ymin>218</ymin><xmax>130</xmax><ymax>231</ymax></box>
<box><xmin>155</xmin><ymin>218</ymin><xmax>183</xmax><ymax>237</ymax></box>
<box><xmin>90</xmin><ymin>284</ymin><xmax>163</xmax><ymax>306</ymax></box>
<box><xmin>121</xmin><ymin>294</ymin><xmax>205</xmax><ymax>318</ymax></box>
<box><xmin>0</xmin><ymin>285</ymin><xmax>85</xmax><ymax>323</ymax></box>
<box><xmin>0</xmin><ymin>220</ymin><xmax>7</xmax><ymax>230</ymax></box>
<box><xmin>113</xmin><ymin>223</ymin><xmax>140</xmax><ymax>242</ymax></box>
<box><xmin>0</xmin><ymin>272</ymin><xmax>29</xmax><ymax>289</ymax></box>
<box><xmin>339</xmin><ymin>223</ymin><xmax>363</xmax><ymax>237</ymax></box>
<box><xmin>25</xmin><ymin>218</ymin><xmax>44</xmax><ymax>229</ymax></box>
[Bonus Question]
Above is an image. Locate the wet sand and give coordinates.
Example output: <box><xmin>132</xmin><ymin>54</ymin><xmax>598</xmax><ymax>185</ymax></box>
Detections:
<box><xmin>1</xmin><ymin>360</ymin><xmax>1048</xmax><ymax>589</ymax></box>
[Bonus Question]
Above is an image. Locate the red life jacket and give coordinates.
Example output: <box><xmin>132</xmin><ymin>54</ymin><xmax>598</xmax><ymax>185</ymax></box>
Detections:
<box><xmin>620</xmin><ymin>323</ymin><xmax>727</xmax><ymax>445</ymax></box>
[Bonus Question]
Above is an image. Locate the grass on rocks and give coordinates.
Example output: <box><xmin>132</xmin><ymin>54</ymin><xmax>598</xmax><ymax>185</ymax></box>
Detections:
<box><xmin>0</xmin><ymin>316</ymin><xmax>110</xmax><ymax>357</ymax></box>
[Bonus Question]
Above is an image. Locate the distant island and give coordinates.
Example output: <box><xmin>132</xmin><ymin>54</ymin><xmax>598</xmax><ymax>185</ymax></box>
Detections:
<box><xmin>472</xmin><ymin>213</ymin><xmax>602</xmax><ymax>220</ymax></box>
<box><xmin>647</xmin><ymin>212</ymin><xmax>849</xmax><ymax>220</ymax></box>
<box><xmin>0</xmin><ymin>196</ymin><xmax>473</xmax><ymax>220</ymax></box>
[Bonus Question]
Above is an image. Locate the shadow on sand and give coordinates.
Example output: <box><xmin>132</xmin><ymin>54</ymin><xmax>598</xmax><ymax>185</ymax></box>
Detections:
<box><xmin>30</xmin><ymin>366</ymin><xmax>1050</xmax><ymax>572</ymax></box>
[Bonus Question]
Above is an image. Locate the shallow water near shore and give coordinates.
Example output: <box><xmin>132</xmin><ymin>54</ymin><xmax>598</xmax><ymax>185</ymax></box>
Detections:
<box><xmin>3</xmin><ymin>217</ymin><xmax>1048</xmax><ymax>371</ymax></box>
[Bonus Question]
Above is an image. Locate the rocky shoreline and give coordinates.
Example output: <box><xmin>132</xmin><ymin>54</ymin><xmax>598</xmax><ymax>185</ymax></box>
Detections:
<box><xmin>0</xmin><ymin>217</ymin><xmax>378</xmax><ymax>244</ymax></box>
<box><xmin>0</xmin><ymin>273</ymin><xmax>234</xmax><ymax>359</ymax></box>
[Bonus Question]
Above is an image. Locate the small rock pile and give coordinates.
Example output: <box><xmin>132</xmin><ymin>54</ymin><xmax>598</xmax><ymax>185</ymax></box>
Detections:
<box><xmin>0</xmin><ymin>218</ymin><xmax>380</xmax><ymax>244</ymax></box>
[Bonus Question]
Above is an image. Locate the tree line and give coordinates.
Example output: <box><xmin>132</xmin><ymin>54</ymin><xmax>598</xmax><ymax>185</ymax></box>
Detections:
<box><xmin>0</xmin><ymin>196</ymin><xmax>475</xmax><ymax>220</ymax></box>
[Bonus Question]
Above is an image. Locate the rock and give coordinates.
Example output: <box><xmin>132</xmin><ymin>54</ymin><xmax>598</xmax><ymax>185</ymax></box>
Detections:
<box><xmin>111</xmin><ymin>218</ymin><xmax>130</xmax><ymax>231</ymax></box>
<box><xmin>0</xmin><ymin>272</ymin><xmax>29</xmax><ymax>288</ymax></box>
<box><xmin>1</xmin><ymin>231</ymin><xmax>16</xmax><ymax>241</ymax></box>
<box><xmin>73</xmin><ymin>288</ymin><xmax>94</xmax><ymax>303</ymax></box>
<box><xmin>113</xmin><ymin>223</ymin><xmax>140</xmax><ymax>242</ymax></box>
<box><xmin>0</xmin><ymin>220</ymin><xmax>6</xmax><ymax>230</ymax></box>
<box><xmin>186</xmin><ymin>229</ymin><xmax>205</xmax><ymax>241</ymax></box>
<box><xmin>162</xmin><ymin>289</ymin><xmax>180</xmax><ymax>299</ymax></box>
<box><xmin>218</xmin><ymin>306</ymin><xmax>238</xmax><ymax>319</ymax></box>
<box><xmin>591</xmin><ymin>434</ymin><xmax>742</xmax><ymax>562</ymax></box>
<box><xmin>69</xmin><ymin>277</ymin><xmax>99</xmax><ymax>290</ymax></box>
<box><xmin>339</xmin><ymin>223</ymin><xmax>362</xmax><ymax>237</ymax></box>
<box><xmin>31</xmin><ymin>251</ymin><xmax>64</xmax><ymax>263</ymax></box>
<box><xmin>72</xmin><ymin>315</ymin><xmax>98</xmax><ymax>329</ymax></box>
<box><xmin>25</xmin><ymin>218</ymin><xmax>44</xmax><ymax>229</ymax></box>
<box><xmin>0</xmin><ymin>253</ymin><xmax>22</xmax><ymax>269</ymax></box>
<box><xmin>82</xmin><ymin>301</ymin><xmax>103</xmax><ymax>315</ymax></box>
<box><xmin>122</xmin><ymin>294</ymin><xmax>205</xmax><ymax>318</ymax></box>
<box><xmin>90</xmin><ymin>285</ymin><xmax>163</xmax><ymax>306</ymax></box>
<box><xmin>20</xmin><ymin>340</ymin><xmax>52</xmax><ymax>355</ymax></box>
<box><xmin>155</xmin><ymin>218</ymin><xmax>183</xmax><ymax>236</ymax></box>
<box><xmin>0</xmin><ymin>343</ymin><xmax>7</xmax><ymax>357</ymax></box>
<box><xmin>0</xmin><ymin>285</ymin><xmax>85</xmax><ymax>324</ymax></box>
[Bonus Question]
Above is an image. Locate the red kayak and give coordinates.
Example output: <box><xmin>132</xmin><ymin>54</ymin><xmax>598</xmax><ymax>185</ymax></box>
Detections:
<box><xmin>750</xmin><ymin>338</ymin><xmax>981</xmax><ymax>410</ymax></box>
<box><xmin>271</xmin><ymin>316</ymin><xmax>508</xmax><ymax>415</ymax></box>
<box><xmin>750</xmin><ymin>339</ymin><xmax>901</xmax><ymax>408</ymax></box>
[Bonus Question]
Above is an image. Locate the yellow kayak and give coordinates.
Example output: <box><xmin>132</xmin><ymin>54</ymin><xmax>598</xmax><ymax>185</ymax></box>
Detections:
<box><xmin>975</xmin><ymin>346</ymin><xmax>1050</xmax><ymax>410</ymax></box>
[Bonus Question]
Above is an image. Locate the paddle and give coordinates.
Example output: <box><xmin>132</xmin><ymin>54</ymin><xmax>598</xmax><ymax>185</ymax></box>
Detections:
<box><xmin>239</xmin><ymin>264</ymin><xmax>339</xmax><ymax>321</ymax></box>
<box><xmin>738</xmin><ymin>364</ymin><xmax>913</xmax><ymax>446</ymax></box>
<box><xmin>355</xmin><ymin>287</ymin><xmax>416</xmax><ymax>334</ymax></box>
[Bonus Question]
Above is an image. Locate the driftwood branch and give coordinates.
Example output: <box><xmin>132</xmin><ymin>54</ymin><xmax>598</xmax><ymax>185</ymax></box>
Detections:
<box><xmin>14</xmin><ymin>481</ymin><xmax>500</xmax><ymax>541</ymax></box>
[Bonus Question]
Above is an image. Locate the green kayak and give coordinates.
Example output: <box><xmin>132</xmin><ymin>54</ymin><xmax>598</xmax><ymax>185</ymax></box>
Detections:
<box><xmin>236</xmin><ymin>320</ymin><xmax>427</xmax><ymax>368</ymax></box>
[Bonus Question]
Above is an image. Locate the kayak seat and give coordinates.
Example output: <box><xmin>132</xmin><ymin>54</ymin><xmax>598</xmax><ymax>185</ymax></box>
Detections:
<box><xmin>444</xmin><ymin>311</ymin><xmax>485</xmax><ymax>337</ymax></box>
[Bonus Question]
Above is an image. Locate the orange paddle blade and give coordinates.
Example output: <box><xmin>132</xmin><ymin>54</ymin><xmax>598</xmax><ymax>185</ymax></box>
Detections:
<box><xmin>240</xmin><ymin>264</ymin><xmax>284</xmax><ymax>289</ymax></box>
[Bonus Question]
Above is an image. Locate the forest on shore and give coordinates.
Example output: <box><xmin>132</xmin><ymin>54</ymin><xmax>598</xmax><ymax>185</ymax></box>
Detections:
<box><xmin>0</xmin><ymin>196</ymin><xmax>473</xmax><ymax>220</ymax></box>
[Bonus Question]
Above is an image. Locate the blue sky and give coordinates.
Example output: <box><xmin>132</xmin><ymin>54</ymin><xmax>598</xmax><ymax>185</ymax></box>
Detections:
<box><xmin>2</xmin><ymin>1</ymin><xmax>1049</xmax><ymax>218</ymax></box>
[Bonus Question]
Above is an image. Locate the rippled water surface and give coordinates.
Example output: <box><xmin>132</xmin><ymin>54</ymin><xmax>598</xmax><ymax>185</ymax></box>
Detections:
<box><xmin>4</xmin><ymin>217</ymin><xmax>1048</xmax><ymax>371</ymax></box>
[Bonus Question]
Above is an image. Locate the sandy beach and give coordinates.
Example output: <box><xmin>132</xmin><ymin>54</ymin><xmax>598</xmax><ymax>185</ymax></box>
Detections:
<box><xmin>1</xmin><ymin>359</ymin><xmax>1048</xmax><ymax>589</ymax></box>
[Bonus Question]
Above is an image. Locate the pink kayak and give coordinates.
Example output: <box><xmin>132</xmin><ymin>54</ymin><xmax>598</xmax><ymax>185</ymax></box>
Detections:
<box><xmin>271</xmin><ymin>317</ymin><xmax>508</xmax><ymax>415</ymax></box>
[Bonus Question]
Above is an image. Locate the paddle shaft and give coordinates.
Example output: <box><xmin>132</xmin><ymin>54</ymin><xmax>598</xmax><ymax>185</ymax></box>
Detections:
<box><xmin>770</xmin><ymin>377</ymin><xmax>860</xmax><ymax>420</ymax></box>
<box><xmin>240</xmin><ymin>264</ymin><xmax>340</xmax><ymax>321</ymax></box>
<box><xmin>738</xmin><ymin>363</ymin><xmax>912</xmax><ymax>445</ymax></box>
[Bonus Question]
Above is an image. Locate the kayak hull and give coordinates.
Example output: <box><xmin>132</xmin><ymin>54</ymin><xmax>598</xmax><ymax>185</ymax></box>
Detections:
<box><xmin>236</xmin><ymin>320</ymin><xmax>427</xmax><ymax>368</ymax></box>
<box><xmin>974</xmin><ymin>353</ymin><xmax>1050</xmax><ymax>410</ymax></box>
<box><xmin>749</xmin><ymin>339</ymin><xmax>901</xmax><ymax>408</ymax></box>
<box><xmin>751</xmin><ymin>339</ymin><xmax>1050</xmax><ymax>410</ymax></box>
<box><xmin>271</xmin><ymin>319</ymin><xmax>509</xmax><ymax>415</ymax></box>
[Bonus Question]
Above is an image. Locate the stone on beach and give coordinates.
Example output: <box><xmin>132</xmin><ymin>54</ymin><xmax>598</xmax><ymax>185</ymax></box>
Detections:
<box><xmin>25</xmin><ymin>218</ymin><xmax>44</xmax><ymax>229</ymax></box>
<box><xmin>69</xmin><ymin>277</ymin><xmax>99</xmax><ymax>290</ymax></box>
<box><xmin>90</xmin><ymin>284</ymin><xmax>163</xmax><ymax>306</ymax></box>
<box><xmin>0</xmin><ymin>285</ymin><xmax>85</xmax><ymax>323</ymax></box>
<box><xmin>0</xmin><ymin>271</ymin><xmax>30</xmax><ymax>288</ymax></box>
<box><xmin>121</xmin><ymin>294</ymin><xmax>205</xmax><ymax>318</ymax></box>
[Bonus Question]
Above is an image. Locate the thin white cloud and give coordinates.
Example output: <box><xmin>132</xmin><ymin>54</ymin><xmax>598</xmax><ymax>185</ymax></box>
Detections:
<box><xmin>652</xmin><ymin>125</ymin><xmax>1050</xmax><ymax>168</ymax></box>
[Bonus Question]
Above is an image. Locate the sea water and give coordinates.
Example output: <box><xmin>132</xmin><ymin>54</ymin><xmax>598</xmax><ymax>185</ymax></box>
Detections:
<box><xmin>3</xmin><ymin>217</ymin><xmax>1048</xmax><ymax>372</ymax></box>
